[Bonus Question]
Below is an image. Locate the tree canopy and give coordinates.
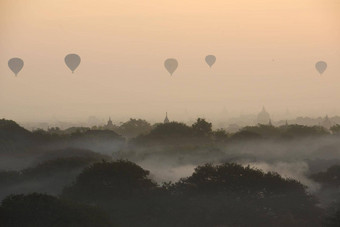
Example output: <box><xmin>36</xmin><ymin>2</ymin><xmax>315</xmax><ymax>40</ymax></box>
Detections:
<box><xmin>0</xmin><ymin>193</ymin><xmax>113</xmax><ymax>227</ymax></box>
<box><xmin>62</xmin><ymin>160</ymin><xmax>157</xmax><ymax>202</ymax></box>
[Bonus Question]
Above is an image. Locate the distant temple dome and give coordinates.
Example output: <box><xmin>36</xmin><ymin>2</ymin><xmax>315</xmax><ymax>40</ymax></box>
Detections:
<box><xmin>257</xmin><ymin>107</ymin><xmax>271</xmax><ymax>125</ymax></box>
<box><xmin>164</xmin><ymin>112</ymin><xmax>169</xmax><ymax>124</ymax></box>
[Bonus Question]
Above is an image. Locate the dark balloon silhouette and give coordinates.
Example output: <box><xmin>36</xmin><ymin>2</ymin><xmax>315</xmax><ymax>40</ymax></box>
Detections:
<box><xmin>65</xmin><ymin>54</ymin><xmax>81</xmax><ymax>73</ymax></box>
<box><xmin>8</xmin><ymin>58</ymin><xmax>24</xmax><ymax>76</ymax></box>
<box><xmin>205</xmin><ymin>55</ymin><xmax>216</xmax><ymax>68</ymax></box>
<box><xmin>164</xmin><ymin>58</ymin><xmax>178</xmax><ymax>75</ymax></box>
<box><xmin>315</xmin><ymin>61</ymin><xmax>327</xmax><ymax>75</ymax></box>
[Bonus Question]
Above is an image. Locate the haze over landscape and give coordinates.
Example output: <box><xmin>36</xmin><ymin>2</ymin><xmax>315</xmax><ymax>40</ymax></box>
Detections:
<box><xmin>1</xmin><ymin>1</ymin><xmax>340</xmax><ymax>226</ymax></box>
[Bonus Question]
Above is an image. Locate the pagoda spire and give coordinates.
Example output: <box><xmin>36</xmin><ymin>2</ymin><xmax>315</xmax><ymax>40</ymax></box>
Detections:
<box><xmin>164</xmin><ymin>112</ymin><xmax>169</xmax><ymax>123</ymax></box>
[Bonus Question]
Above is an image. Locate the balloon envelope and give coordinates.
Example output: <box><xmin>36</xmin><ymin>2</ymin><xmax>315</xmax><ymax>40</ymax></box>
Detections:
<box><xmin>164</xmin><ymin>58</ymin><xmax>178</xmax><ymax>75</ymax></box>
<box><xmin>315</xmin><ymin>61</ymin><xmax>327</xmax><ymax>75</ymax></box>
<box><xmin>65</xmin><ymin>54</ymin><xmax>81</xmax><ymax>73</ymax></box>
<box><xmin>205</xmin><ymin>55</ymin><xmax>216</xmax><ymax>68</ymax></box>
<box><xmin>8</xmin><ymin>58</ymin><xmax>24</xmax><ymax>76</ymax></box>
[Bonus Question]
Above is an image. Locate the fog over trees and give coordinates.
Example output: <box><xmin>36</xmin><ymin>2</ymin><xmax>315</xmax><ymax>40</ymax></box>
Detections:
<box><xmin>1</xmin><ymin>0</ymin><xmax>339</xmax><ymax>225</ymax></box>
<box><xmin>1</xmin><ymin>117</ymin><xmax>340</xmax><ymax>226</ymax></box>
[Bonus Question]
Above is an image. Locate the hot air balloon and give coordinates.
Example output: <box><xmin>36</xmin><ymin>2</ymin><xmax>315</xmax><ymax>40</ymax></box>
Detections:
<box><xmin>8</xmin><ymin>58</ymin><xmax>24</xmax><ymax>76</ymax></box>
<box><xmin>205</xmin><ymin>55</ymin><xmax>216</xmax><ymax>68</ymax></box>
<box><xmin>315</xmin><ymin>61</ymin><xmax>327</xmax><ymax>75</ymax></box>
<box><xmin>164</xmin><ymin>58</ymin><xmax>178</xmax><ymax>76</ymax></box>
<box><xmin>65</xmin><ymin>54</ymin><xmax>81</xmax><ymax>73</ymax></box>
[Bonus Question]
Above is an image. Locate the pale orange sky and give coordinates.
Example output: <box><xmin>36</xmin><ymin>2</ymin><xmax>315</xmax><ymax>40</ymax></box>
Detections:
<box><xmin>0</xmin><ymin>0</ymin><xmax>339</xmax><ymax>123</ymax></box>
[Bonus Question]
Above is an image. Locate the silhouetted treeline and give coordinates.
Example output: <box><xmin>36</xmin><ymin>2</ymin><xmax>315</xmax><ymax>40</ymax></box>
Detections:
<box><xmin>129</xmin><ymin>120</ymin><xmax>337</xmax><ymax>156</ymax></box>
<box><xmin>0</xmin><ymin>193</ymin><xmax>112</xmax><ymax>227</ymax></box>
<box><xmin>2</xmin><ymin>119</ymin><xmax>340</xmax><ymax>226</ymax></box>
<box><xmin>0</xmin><ymin>160</ymin><xmax>330</xmax><ymax>227</ymax></box>
<box><xmin>0</xmin><ymin>151</ymin><xmax>110</xmax><ymax>200</ymax></box>
<box><xmin>310</xmin><ymin>165</ymin><xmax>340</xmax><ymax>226</ymax></box>
<box><xmin>75</xmin><ymin>118</ymin><xmax>152</xmax><ymax>138</ymax></box>
<box><xmin>0</xmin><ymin>119</ymin><xmax>125</xmax><ymax>155</ymax></box>
<box><xmin>1</xmin><ymin>118</ymin><xmax>339</xmax><ymax>155</ymax></box>
<box><xmin>311</xmin><ymin>165</ymin><xmax>340</xmax><ymax>187</ymax></box>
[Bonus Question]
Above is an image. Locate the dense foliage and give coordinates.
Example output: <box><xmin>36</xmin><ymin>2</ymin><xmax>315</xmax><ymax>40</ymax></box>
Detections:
<box><xmin>0</xmin><ymin>193</ymin><xmax>113</xmax><ymax>227</ymax></box>
<box><xmin>1</xmin><ymin>119</ymin><xmax>340</xmax><ymax>226</ymax></box>
<box><xmin>60</xmin><ymin>160</ymin><xmax>323</xmax><ymax>226</ymax></box>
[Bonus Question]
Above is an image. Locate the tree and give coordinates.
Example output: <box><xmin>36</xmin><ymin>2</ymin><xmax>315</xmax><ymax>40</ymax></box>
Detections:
<box><xmin>117</xmin><ymin>118</ymin><xmax>152</xmax><ymax>138</ymax></box>
<box><xmin>192</xmin><ymin>118</ymin><xmax>212</xmax><ymax>137</ymax></box>
<box><xmin>310</xmin><ymin>165</ymin><xmax>340</xmax><ymax>187</ymax></box>
<box><xmin>62</xmin><ymin>160</ymin><xmax>157</xmax><ymax>202</ymax></box>
<box><xmin>0</xmin><ymin>193</ymin><xmax>113</xmax><ymax>227</ymax></box>
<box><xmin>170</xmin><ymin>163</ymin><xmax>322</xmax><ymax>226</ymax></box>
<box><xmin>325</xmin><ymin>209</ymin><xmax>340</xmax><ymax>226</ymax></box>
<box><xmin>230</xmin><ymin>130</ymin><xmax>262</xmax><ymax>141</ymax></box>
<box><xmin>330</xmin><ymin>124</ymin><xmax>340</xmax><ymax>135</ymax></box>
<box><xmin>242</xmin><ymin>124</ymin><xmax>281</xmax><ymax>139</ymax></box>
<box><xmin>0</xmin><ymin>154</ymin><xmax>111</xmax><ymax>200</ymax></box>
<box><xmin>281</xmin><ymin>124</ymin><xmax>329</xmax><ymax>138</ymax></box>
<box><xmin>212</xmin><ymin>128</ymin><xmax>229</xmax><ymax>142</ymax></box>
<box><xmin>132</xmin><ymin>122</ymin><xmax>194</xmax><ymax>146</ymax></box>
<box><xmin>174</xmin><ymin>163</ymin><xmax>307</xmax><ymax>196</ymax></box>
<box><xmin>0</xmin><ymin>119</ymin><xmax>34</xmax><ymax>153</ymax></box>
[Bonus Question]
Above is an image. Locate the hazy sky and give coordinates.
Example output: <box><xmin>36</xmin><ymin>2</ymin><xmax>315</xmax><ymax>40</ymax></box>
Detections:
<box><xmin>1</xmin><ymin>0</ymin><xmax>339</xmax><ymax>123</ymax></box>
